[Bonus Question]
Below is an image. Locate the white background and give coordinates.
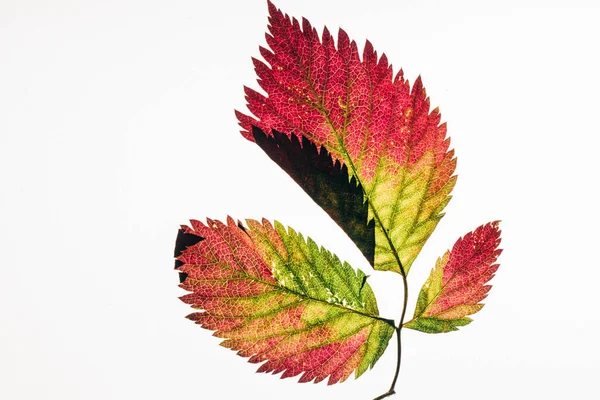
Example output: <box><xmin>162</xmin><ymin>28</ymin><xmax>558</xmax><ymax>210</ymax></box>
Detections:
<box><xmin>1</xmin><ymin>0</ymin><xmax>599</xmax><ymax>399</ymax></box>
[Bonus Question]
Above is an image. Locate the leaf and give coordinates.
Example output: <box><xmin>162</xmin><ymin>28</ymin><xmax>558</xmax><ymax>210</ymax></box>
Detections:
<box><xmin>403</xmin><ymin>222</ymin><xmax>502</xmax><ymax>333</ymax></box>
<box><xmin>236</xmin><ymin>1</ymin><xmax>456</xmax><ymax>274</ymax></box>
<box><xmin>175</xmin><ymin>217</ymin><xmax>394</xmax><ymax>384</ymax></box>
<box><xmin>252</xmin><ymin>126</ymin><xmax>375</xmax><ymax>265</ymax></box>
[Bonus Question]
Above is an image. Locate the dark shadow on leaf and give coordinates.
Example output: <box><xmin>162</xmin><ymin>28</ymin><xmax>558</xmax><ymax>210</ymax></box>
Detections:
<box><xmin>252</xmin><ymin>126</ymin><xmax>375</xmax><ymax>267</ymax></box>
<box><xmin>174</xmin><ymin>228</ymin><xmax>204</xmax><ymax>269</ymax></box>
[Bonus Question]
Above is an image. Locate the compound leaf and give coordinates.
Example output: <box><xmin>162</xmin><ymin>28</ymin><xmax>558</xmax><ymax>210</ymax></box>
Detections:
<box><xmin>175</xmin><ymin>217</ymin><xmax>394</xmax><ymax>383</ymax></box>
<box><xmin>404</xmin><ymin>222</ymin><xmax>502</xmax><ymax>333</ymax></box>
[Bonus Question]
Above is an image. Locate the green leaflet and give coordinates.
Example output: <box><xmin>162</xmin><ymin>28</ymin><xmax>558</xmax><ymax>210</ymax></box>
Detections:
<box><xmin>177</xmin><ymin>218</ymin><xmax>395</xmax><ymax>382</ymax></box>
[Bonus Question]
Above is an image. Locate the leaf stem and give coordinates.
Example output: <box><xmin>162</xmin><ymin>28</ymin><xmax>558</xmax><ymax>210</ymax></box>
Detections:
<box><xmin>373</xmin><ymin>270</ymin><xmax>409</xmax><ymax>400</ymax></box>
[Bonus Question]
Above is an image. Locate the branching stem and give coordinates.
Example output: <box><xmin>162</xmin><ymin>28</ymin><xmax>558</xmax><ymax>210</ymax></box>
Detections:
<box><xmin>373</xmin><ymin>266</ymin><xmax>409</xmax><ymax>400</ymax></box>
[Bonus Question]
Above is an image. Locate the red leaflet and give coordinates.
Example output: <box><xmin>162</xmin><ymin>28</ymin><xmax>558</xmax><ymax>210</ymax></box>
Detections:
<box><xmin>404</xmin><ymin>222</ymin><xmax>503</xmax><ymax>333</ymax></box>
<box><xmin>237</xmin><ymin>1</ymin><xmax>456</xmax><ymax>273</ymax></box>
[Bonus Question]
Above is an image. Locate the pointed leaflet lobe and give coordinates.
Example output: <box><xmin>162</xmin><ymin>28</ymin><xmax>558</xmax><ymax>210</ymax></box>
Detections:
<box><xmin>404</xmin><ymin>222</ymin><xmax>502</xmax><ymax>333</ymax></box>
<box><xmin>237</xmin><ymin>1</ymin><xmax>456</xmax><ymax>273</ymax></box>
<box><xmin>176</xmin><ymin>217</ymin><xmax>394</xmax><ymax>383</ymax></box>
<box><xmin>253</xmin><ymin>126</ymin><xmax>375</xmax><ymax>265</ymax></box>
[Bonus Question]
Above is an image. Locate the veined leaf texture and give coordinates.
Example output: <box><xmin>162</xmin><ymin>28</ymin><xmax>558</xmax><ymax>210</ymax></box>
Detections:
<box><xmin>175</xmin><ymin>1</ymin><xmax>501</xmax><ymax>396</ymax></box>
<box><xmin>176</xmin><ymin>218</ymin><xmax>394</xmax><ymax>384</ymax></box>
<box><xmin>404</xmin><ymin>222</ymin><xmax>503</xmax><ymax>333</ymax></box>
<box><xmin>236</xmin><ymin>1</ymin><xmax>456</xmax><ymax>274</ymax></box>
